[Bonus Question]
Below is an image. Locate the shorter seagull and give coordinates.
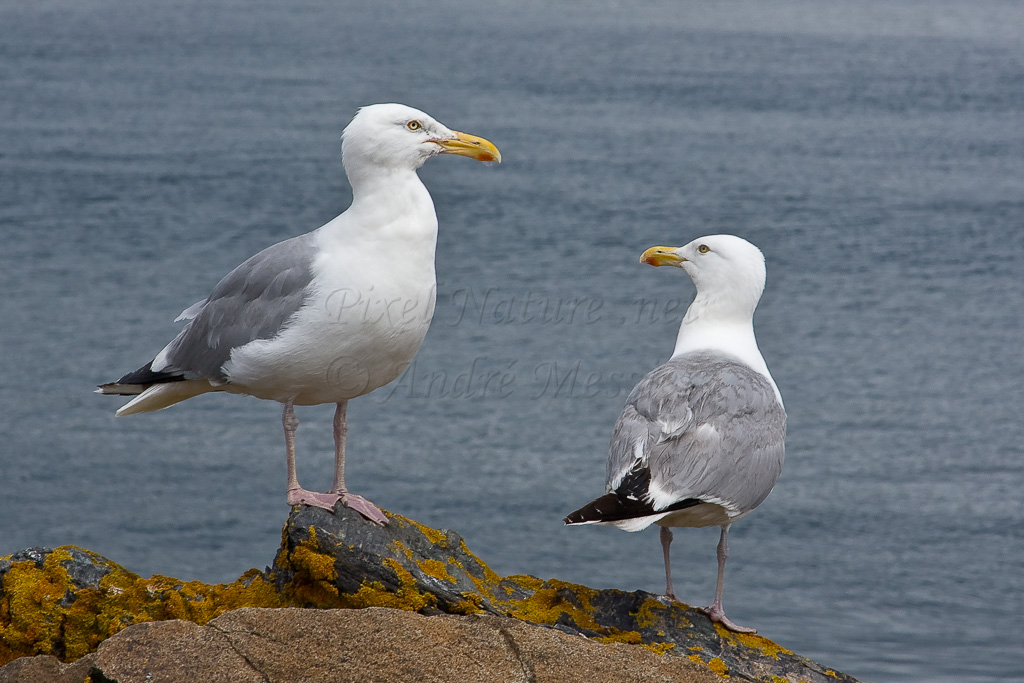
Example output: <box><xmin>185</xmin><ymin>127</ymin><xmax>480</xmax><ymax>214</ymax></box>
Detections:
<box><xmin>565</xmin><ymin>235</ymin><xmax>786</xmax><ymax>633</ymax></box>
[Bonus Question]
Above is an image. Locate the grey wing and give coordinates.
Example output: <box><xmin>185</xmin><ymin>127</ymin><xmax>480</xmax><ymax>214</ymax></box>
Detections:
<box><xmin>606</xmin><ymin>351</ymin><xmax>786</xmax><ymax>516</ymax></box>
<box><xmin>154</xmin><ymin>233</ymin><xmax>319</xmax><ymax>382</ymax></box>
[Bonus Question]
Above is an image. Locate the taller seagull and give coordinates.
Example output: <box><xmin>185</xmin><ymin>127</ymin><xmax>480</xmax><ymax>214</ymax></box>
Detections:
<box><xmin>99</xmin><ymin>104</ymin><xmax>500</xmax><ymax>525</ymax></box>
<box><xmin>565</xmin><ymin>235</ymin><xmax>785</xmax><ymax>633</ymax></box>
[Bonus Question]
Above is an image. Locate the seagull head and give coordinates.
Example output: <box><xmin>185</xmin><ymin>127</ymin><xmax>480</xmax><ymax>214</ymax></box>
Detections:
<box><xmin>341</xmin><ymin>103</ymin><xmax>501</xmax><ymax>173</ymax></box>
<box><xmin>641</xmin><ymin>234</ymin><xmax>767</xmax><ymax>315</ymax></box>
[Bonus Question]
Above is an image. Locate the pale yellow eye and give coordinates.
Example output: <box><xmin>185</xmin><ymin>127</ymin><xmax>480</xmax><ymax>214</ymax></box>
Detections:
<box><xmin>698</xmin><ymin>244</ymin><xmax>710</xmax><ymax>254</ymax></box>
<box><xmin>406</xmin><ymin>120</ymin><xmax>422</xmax><ymax>131</ymax></box>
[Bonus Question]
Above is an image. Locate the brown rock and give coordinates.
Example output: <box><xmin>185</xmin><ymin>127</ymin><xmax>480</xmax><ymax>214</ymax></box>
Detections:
<box><xmin>1</xmin><ymin>607</ymin><xmax>723</xmax><ymax>683</ymax></box>
<box><xmin>0</xmin><ymin>653</ymin><xmax>95</xmax><ymax>683</ymax></box>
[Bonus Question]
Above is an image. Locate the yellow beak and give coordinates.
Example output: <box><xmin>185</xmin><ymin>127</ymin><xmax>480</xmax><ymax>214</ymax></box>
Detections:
<box><xmin>640</xmin><ymin>246</ymin><xmax>686</xmax><ymax>267</ymax></box>
<box><xmin>435</xmin><ymin>131</ymin><xmax>502</xmax><ymax>163</ymax></box>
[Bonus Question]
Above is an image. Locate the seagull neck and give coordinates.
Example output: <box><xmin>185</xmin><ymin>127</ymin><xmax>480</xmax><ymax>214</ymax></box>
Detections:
<box><xmin>671</xmin><ymin>295</ymin><xmax>782</xmax><ymax>405</ymax></box>
<box><xmin>345</xmin><ymin>166</ymin><xmax>436</xmax><ymax>227</ymax></box>
<box><xmin>347</xmin><ymin>165</ymin><xmax>425</xmax><ymax>200</ymax></box>
<box><xmin>671</xmin><ymin>314</ymin><xmax>759</xmax><ymax>364</ymax></box>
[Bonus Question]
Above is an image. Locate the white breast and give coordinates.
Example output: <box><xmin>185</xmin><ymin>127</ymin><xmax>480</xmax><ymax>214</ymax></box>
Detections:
<box><xmin>222</xmin><ymin>179</ymin><xmax>439</xmax><ymax>405</ymax></box>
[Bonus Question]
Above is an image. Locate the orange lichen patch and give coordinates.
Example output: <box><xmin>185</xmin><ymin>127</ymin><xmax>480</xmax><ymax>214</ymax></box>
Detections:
<box><xmin>546</xmin><ymin>579</ymin><xmax>598</xmax><ymax>608</ymax></box>
<box><xmin>417</xmin><ymin>558</ymin><xmax>457</xmax><ymax>585</ymax></box>
<box><xmin>456</xmin><ymin>539</ymin><xmax>502</xmax><ymax>584</ymax></box>
<box><xmin>335</xmin><ymin>580</ymin><xmax>408</xmax><ymax>610</ymax></box>
<box><xmin>442</xmin><ymin>554</ymin><xmax>504</xmax><ymax>602</ymax></box>
<box><xmin>277</xmin><ymin>528</ymin><xmax>341</xmax><ymax>607</ymax></box>
<box><xmin>507</xmin><ymin>585</ymin><xmax>602</xmax><ymax>632</ymax></box>
<box><xmin>687</xmin><ymin>651</ymin><xmax>730</xmax><ymax>679</ymax></box>
<box><xmin>714</xmin><ymin>624</ymin><xmax>793</xmax><ymax>659</ymax></box>
<box><xmin>706</xmin><ymin>657</ymin><xmax>729</xmax><ymax>676</ymax></box>
<box><xmin>596</xmin><ymin>629</ymin><xmax>643</xmax><ymax>645</ymax></box>
<box><xmin>0</xmin><ymin>550</ymin><xmax>73</xmax><ymax>660</ymax></box>
<box><xmin>633</xmin><ymin>597</ymin><xmax>672</xmax><ymax>629</ymax></box>
<box><xmin>396</xmin><ymin>515</ymin><xmax>447</xmax><ymax>546</ymax></box>
<box><xmin>380</xmin><ymin>558</ymin><xmax>436</xmax><ymax>612</ymax></box>
<box><xmin>504</xmin><ymin>574</ymin><xmax>543</xmax><ymax>591</ymax></box>
<box><xmin>641</xmin><ymin>641</ymin><xmax>676</xmax><ymax>656</ymax></box>
<box><xmin>290</xmin><ymin>530</ymin><xmax>337</xmax><ymax>583</ymax></box>
<box><xmin>0</xmin><ymin>547</ymin><xmax>284</xmax><ymax>666</ymax></box>
<box><xmin>391</xmin><ymin>540</ymin><xmax>414</xmax><ymax>561</ymax></box>
<box><xmin>448</xmin><ymin>595</ymin><xmax>485</xmax><ymax>616</ymax></box>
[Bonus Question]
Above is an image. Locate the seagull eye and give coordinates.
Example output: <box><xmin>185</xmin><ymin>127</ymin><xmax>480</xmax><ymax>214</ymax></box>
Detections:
<box><xmin>406</xmin><ymin>120</ymin><xmax>422</xmax><ymax>131</ymax></box>
<box><xmin>698</xmin><ymin>244</ymin><xmax>710</xmax><ymax>254</ymax></box>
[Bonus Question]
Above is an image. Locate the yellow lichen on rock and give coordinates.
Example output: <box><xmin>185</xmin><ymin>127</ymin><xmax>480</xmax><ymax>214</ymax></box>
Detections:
<box><xmin>633</xmin><ymin>595</ymin><xmax>690</xmax><ymax>631</ymax></box>
<box><xmin>504</xmin><ymin>574</ymin><xmax>543</xmax><ymax>592</ymax></box>
<box><xmin>714</xmin><ymin>623</ymin><xmax>794</xmax><ymax>660</ymax></box>
<box><xmin>379</xmin><ymin>558</ymin><xmax>436</xmax><ymax>612</ymax></box>
<box><xmin>0</xmin><ymin>549</ymin><xmax>73</xmax><ymax>660</ymax></box>
<box><xmin>508</xmin><ymin>584</ymin><xmax>601</xmax><ymax>632</ymax></box>
<box><xmin>642</xmin><ymin>641</ymin><xmax>676</xmax><ymax>656</ymax></box>
<box><xmin>277</xmin><ymin>528</ymin><xmax>341</xmax><ymax>606</ymax></box>
<box><xmin>417</xmin><ymin>558</ymin><xmax>457</xmax><ymax>585</ymax></box>
<box><xmin>596</xmin><ymin>629</ymin><xmax>643</xmax><ymax>645</ymax></box>
<box><xmin>706</xmin><ymin>657</ymin><xmax>729</xmax><ymax>676</ymax></box>
<box><xmin>0</xmin><ymin>546</ymin><xmax>285</xmax><ymax>666</ymax></box>
<box><xmin>391</xmin><ymin>540</ymin><xmax>415</xmax><ymax>561</ymax></box>
<box><xmin>396</xmin><ymin>516</ymin><xmax>447</xmax><ymax>546</ymax></box>
<box><xmin>454</xmin><ymin>539</ymin><xmax>503</xmax><ymax>585</ymax></box>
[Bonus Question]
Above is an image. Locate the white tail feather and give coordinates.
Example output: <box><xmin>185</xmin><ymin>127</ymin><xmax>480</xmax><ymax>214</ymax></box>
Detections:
<box><xmin>115</xmin><ymin>380</ymin><xmax>217</xmax><ymax>416</ymax></box>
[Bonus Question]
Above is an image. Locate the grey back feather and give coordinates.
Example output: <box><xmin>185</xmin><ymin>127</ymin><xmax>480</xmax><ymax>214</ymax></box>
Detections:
<box><xmin>607</xmin><ymin>351</ymin><xmax>786</xmax><ymax>515</ymax></box>
<box><xmin>158</xmin><ymin>233</ymin><xmax>318</xmax><ymax>382</ymax></box>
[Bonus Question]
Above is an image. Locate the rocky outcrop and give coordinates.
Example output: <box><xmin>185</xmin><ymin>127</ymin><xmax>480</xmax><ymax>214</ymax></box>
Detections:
<box><xmin>2</xmin><ymin>607</ymin><xmax>723</xmax><ymax>683</ymax></box>
<box><xmin>1</xmin><ymin>506</ymin><xmax>859</xmax><ymax>682</ymax></box>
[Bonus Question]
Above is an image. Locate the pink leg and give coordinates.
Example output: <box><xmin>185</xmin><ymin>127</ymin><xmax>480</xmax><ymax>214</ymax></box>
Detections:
<box><xmin>328</xmin><ymin>401</ymin><xmax>388</xmax><ymax>525</ymax></box>
<box><xmin>660</xmin><ymin>526</ymin><xmax>678</xmax><ymax>600</ymax></box>
<box><xmin>700</xmin><ymin>524</ymin><xmax>756</xmax><ymax>633</ymax></box>
<box><xmin>284</xmin><ymin>401</ymin><xmax>344</xmax><ymax>510</ymax></box>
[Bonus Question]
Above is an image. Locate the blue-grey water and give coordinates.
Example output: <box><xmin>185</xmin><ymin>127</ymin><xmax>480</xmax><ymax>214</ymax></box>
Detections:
<box><xmin>2</xmin><ymin>1</ymin><xmax>1022</xmax><ymax>681</ymax></box>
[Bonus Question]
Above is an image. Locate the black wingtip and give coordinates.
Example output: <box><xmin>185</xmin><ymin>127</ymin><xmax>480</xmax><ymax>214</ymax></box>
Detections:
<box><xmin>104</xmin><ymin>361</ymin><xmax>187</xmax><ymax>390</ymax></box>
<box><xmin>564</xmin><ymin>493</ymin><xmax>631</xmax><ymax>525</ymax></box>
<box><xmin>565</xmin><ymin>492</ymin><xmax>705</xmax><ymax>525</ymax></box>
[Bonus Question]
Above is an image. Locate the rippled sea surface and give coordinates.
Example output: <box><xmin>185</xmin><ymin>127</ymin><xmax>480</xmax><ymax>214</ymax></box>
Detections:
<box><xmin>2</xmin><ymin>1</ymin><xmax>1022</xmax><ymax>680</ymax></box>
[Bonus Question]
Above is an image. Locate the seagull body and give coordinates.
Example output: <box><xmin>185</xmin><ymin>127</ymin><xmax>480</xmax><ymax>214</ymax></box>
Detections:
<box><xmin>565</xmin><ymin>235</ymin><xmax>785</xmax><ymax>633</ymax></box>
<box><xmin>100</xmin><ymin>103</ymin><xmax>500</xmax><ymax>523</ymax></box>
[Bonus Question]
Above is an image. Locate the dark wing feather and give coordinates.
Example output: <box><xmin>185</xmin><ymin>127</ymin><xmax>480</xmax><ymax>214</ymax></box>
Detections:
<box><xmin>102</xmin><ymin>233</ymin><xmax>319</xmax><ymax>390</ymax></box>
<box><xmin>154</xmin><ymin>233</ymin><xmax>318</xmax><ymax>382</ymax></box>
